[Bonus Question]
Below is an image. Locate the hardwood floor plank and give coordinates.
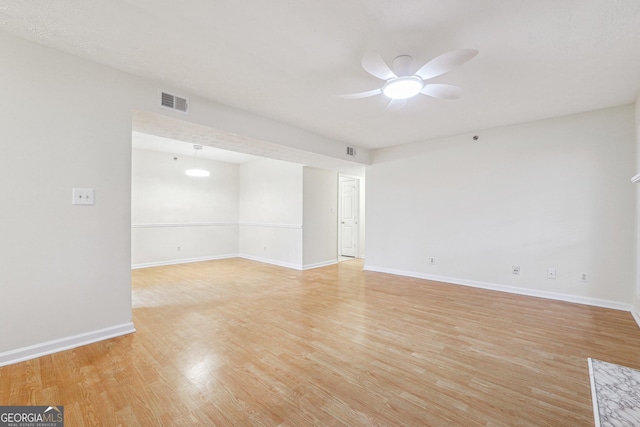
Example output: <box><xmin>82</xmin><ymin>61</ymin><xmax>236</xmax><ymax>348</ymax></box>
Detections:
<box><xmin>2</xmin><ymin>258</ymin><xmax>640</xmax><ymax>425</ymax></box>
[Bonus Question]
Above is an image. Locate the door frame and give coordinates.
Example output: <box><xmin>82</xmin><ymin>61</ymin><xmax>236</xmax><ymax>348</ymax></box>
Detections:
<box><xmin>338</xmin><ymin>174</ymin><xmax>360</xmax><ymax>258</ymax></box>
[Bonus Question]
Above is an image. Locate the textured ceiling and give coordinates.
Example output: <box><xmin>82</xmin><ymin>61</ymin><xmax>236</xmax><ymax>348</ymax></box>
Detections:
<box><xmin>133</xmin><ymin>110</ymin><xmax>367</xmax><ymax>171</ymax></box>
<box><xmin>132</xmin><ymin>131</ymin><xmax>259</xmax><ymax>164</ymax></box>
<box><xmin>1</xmin><ymin>0</ymin><xmax>639</xmax><ymax>150</ymax></box>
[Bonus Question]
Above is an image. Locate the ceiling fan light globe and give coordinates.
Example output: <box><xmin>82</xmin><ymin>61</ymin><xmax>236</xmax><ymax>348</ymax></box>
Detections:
<box><xmin>382</xmin><ymin>76</ymin><xmax>423</xmax><ymax>100</ymax></box>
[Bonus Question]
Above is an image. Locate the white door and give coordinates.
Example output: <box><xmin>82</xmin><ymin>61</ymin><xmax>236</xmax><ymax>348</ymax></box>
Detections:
<box><xmin>339</xmin><ymin>178</ymin><xmax>358</xmax><ymax>257</ymax></box>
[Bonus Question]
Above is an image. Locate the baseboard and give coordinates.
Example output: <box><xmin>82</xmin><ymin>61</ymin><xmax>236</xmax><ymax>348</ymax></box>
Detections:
<box><xmin>364</xmin><ymin>265</ymin><xmax>633</xmax><ymax>313</ymax></box>
<box><xmin>631</xmin><ymin>307</ymin><xmax>640</xmax><ymax>329</ymax></box>
<box><xmin>0</xmin><ymin>322</ymin><xmax>136</xmax><ymax>367</ymax></box>
<box><xmin>134</xmin><ymin>254</ymin><xmax>337</xmax><ymax>272</ymax></box>
<box><xmin>132</xmin><ymin>254</ymin><xmax>237</xmax><ymax>269</ymax></box>
<box><xmin>238</xmin><ymin>254</ymin><xmax>303</xmax><ymax>270</ymax></box>
<box><xmin>303</xmin><ymin>260</ymin><xmax>339</xmax><ymax>270</ymax></box>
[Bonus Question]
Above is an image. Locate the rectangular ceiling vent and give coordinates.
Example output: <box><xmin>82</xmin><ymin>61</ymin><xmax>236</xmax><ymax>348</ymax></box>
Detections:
<box><xmin>160</xmin><ymin>91</ymin><xmax>189</xmax><ymax>114</ymax></box>
<box><xmin>346</xmin><ymin>146</ymin><xmax>356</xmax><ymax>157</ymax></box>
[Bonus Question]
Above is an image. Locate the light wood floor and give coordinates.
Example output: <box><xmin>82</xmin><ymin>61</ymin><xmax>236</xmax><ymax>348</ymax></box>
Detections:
<box><xmin>2</xmin><ymin>258</ymin><xmax>640</xmax><ymax>426</ymax></box>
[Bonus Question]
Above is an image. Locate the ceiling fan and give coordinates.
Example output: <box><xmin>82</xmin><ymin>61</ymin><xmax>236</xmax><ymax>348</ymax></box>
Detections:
<box><xmin>340</xmin><ymin>49</ymin><xmax>478</xmax><ymax>111</ymax></box>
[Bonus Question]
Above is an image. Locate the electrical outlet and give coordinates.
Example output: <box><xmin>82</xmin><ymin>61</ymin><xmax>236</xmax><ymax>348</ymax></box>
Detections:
<box><xmin>177</xmin><ymin>246</ymin><xmax>181</xmax><ymax>252</ymax></box>
<box><xmin>547</xmin><ymin>268</ymin><xmax>557</xmax><ymax>279</ymax></box>
<box><xmin>429</xmin><ymin>257</ymin><xmax>436</xmax><ymax>264</ymax></box>
<box><xmin>72</xmin><ymin>188</ymin><xmax>95</xmax><ymax>205</ymax></box>
<box><xmin>580</xmin><ymin>272</ymin><xmax>588</xmax><ymax>282</ymax></box>
<box><xmin>512</xmin><ymin>265</ymin><xmax>520</xmax><ymax>275</ymax></box>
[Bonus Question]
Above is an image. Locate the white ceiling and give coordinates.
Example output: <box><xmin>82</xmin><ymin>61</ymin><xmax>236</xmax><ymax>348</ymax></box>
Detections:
<box><xmin>1</xmin><ymin>0</ymin><xmax>639</xmax><ymax>151</ymax></box>
<box><xmin>132</xmin><ymin>131</ymin><xmax>259</xmax><ymax>164</ymax></box>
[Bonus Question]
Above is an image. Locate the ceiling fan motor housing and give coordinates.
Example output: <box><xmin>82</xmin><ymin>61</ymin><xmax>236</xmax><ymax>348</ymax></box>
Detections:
<box><xmin>392</xmin><ymin>55</ymin><xmax>414</xmax><ymax>76</ymax></box>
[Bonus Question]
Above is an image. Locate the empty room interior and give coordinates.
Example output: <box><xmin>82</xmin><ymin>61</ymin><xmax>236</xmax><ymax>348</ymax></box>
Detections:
<box><xmin>2</xmin><ymin>1</ymin><xmax>640</xmax><ymax>425</ymax></box>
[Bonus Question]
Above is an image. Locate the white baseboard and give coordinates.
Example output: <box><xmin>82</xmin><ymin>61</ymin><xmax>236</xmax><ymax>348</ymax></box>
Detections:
<box><xmin>238</xmin><ymin>254</ymin><xmax>303</xmax><ymax>270</ymax></box>
<box><xmin>132</xmin><ymin>254</ymin><xmax>237</xmax><ymax>269</ymax></box>
<box><xmin>133</xmin><ymin>254</ymin><xmax>337</xmax><ymax>271</ymax></box>
<box><xmin>631</xmin><ymin>308</ymin><xmax>640</xmax><ymax>329</ymax></box>
<box><xmin>0</xmin><ymin>322</ymin><xmax>136</xmax><ymax>367</ymax></box>
<box><xmin>364</xmin><ymin>265</ymin><xmax>633</xmax><ymax>313</ymax></box>
<box><xmin>303</xmin><ymin>260</ymin><xmax>338</xmax><ymax>270</ymax></box>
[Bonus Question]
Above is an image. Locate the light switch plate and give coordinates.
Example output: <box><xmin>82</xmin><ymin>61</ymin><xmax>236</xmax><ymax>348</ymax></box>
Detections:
<box><xmin>72</xmin><ymin>188</ymin><xmax>95</xmax><ymax>205</ymax></box>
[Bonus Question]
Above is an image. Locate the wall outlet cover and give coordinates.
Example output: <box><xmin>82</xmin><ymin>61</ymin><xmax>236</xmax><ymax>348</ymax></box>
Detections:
<box><xmin>72</xmin><ymin>188</ymin><xmax>95</xmax><ymax>205</ymax></box>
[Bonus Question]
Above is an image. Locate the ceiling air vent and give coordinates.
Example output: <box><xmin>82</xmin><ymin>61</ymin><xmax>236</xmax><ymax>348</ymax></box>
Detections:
<box><xmin>160</xmin><ymin>91</ymin><xmax>189</xmax><ymax>114</ymax></box>
<box><xmin>346</xmin><ymin>147</ymin><xmax>356</xmax><ymax>157</ymax></box>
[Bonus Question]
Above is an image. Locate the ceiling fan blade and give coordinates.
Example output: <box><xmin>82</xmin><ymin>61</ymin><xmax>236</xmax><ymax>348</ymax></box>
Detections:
<box><xmin>415</xmin><ymin>49</ymin><xmax>478</xmax><ymax>80</ymax></box>
<box><xmin>362</xmin><ymin>51</ymin><xmax>397</xmax><ymax>81</ymax></box>
<box><xmin>337</xmin><ymin>88</ymin><xmax>382</xmax><ymax>99</ymax></box>
<box><xmin>421</xmin><ymin>84</ymin><xmax>462</xmax><ymax>99</ymax></box>
<box><xmin>384</xmin><ymin>98</ymin><xmax>407</xmax><ymax>112</ymax></box>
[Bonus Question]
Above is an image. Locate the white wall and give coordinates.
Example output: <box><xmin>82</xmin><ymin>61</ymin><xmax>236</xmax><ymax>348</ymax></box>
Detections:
<box><xmin>131</xmin><ymin>148</ymin><xmax>239</xmax><ymax>267</ymax></box>
<box><xmin>303</xmin><ymin>168</ymin><xmax>338</xmax><ymax>268</ymax></box>
<box><xmin>132</xmin><ymin>151</ymin><xmax>345</xmax><ymax>270</ymax></box>
<box><xmin>358</xmin><ymin>177</ymin><xmax>366</xmax><ymax>259</ymax></box>
<box><xmin>239</xmin><ymin>158</ymin><xmax>304</xmax><ymax>268</ymax></box>
<box><xmin>366</xmin><ymin>106</ymin><xmax>636</xmax><ymax>307</ymax></box>
<box><xmin>634</xmin><ymin>95</ymin><xmax>640</xmax><ymax>319</ymax></box>
<box><xmin>0</xmin><ymin>32</ymin><xmax>140</xmax><ymax>360</ymax></box>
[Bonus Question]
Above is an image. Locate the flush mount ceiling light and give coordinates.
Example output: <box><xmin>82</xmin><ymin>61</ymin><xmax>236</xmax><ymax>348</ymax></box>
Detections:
<box><xmin>185</xmin><ymin>145</ymin><xmax>210</xmax><ymax>177</ymax></box>
<box><xmin>185</xmin><ymin>168</ymin><xmax>210</xmax><ymax>177</ymax></box>
<box><xmin>340</xmin><ymin>49</ymin><xmax>478</xmax><ymax>111</ymax></box>
<box><xmin>382</xmin><ymin>76</ymin><xmax>424</xmax><ymax>99</ymax></box>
